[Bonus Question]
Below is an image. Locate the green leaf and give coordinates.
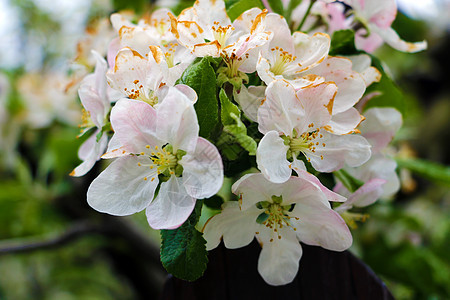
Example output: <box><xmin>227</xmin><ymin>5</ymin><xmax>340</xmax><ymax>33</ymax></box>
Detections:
<box><xmin>267</xmin><ymin>0</ymin><xmax>284</xmax><ymax>15</ymax></box>
<box><xmin>160</xmin><ymin>200</ymin><xmax>208</xmax><ymax>281</ymax></box>
<box><xmin>223</xmin><ymin>114</ymin><xmax>257</xmax><ymax>155</ymax></box>
<box><xmin>180</xmin><ymin>57</ymin><xmax>219</xmax><ymax>138</ymax></box>
<box><xmin>364</xmin><ymin>55</ymin><xmax>405</xmax><ymax>115</ymax></box>
<box><xmin>227</xmin><ymin>0</ymin><xmax>264</xmax><ymax>22</ymax></box>
<box><xmin>334</xmin><ymin>169</ymin><xmax>364</xmax><ymax>193</ymax></box>
<box><xmin>395</xmin><ymin>158</ymin><xmax>450</xmax><ymax>186</ymax></box>
<box><xmin>219</xmin><ymin>88</ymin><xmax>240</xmax><ymax>126</ymax></box>
<box><xmin>329</xmin><ymin>30</ymin><xmax>359</xmax><ymax>56</ymax></box>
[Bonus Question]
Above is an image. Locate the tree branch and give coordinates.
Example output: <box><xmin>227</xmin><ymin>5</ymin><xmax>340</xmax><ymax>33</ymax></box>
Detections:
<box><xmin>0</xmin><ymin>221</ymin><xmax>102</xmax><ymax>255</ymax></box>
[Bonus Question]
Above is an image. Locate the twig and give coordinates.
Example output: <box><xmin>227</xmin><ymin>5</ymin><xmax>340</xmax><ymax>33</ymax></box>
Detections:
<box><xmin>0</xmin><ymin>221</ymin><xmax>102</xmax><ymax>255</ymax></box>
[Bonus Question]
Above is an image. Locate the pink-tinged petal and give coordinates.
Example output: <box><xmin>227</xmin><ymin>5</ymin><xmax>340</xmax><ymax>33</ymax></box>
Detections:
<box><xmin>328</xmin><ymin>107</ymin><xmax>364</xmax><ymax>135</ymax></box>
<box><xmin>257</xmin><ymin>226</ymin><xmax>303</xmax><ymax>286</ymax></box>
<box><xmin>347</xmin><ymin>54</ymin><xmax>381</xmax><ymax>87</ymax></box>
<box><xmin>336</xmin><ymin>178</ymin><xmax>386</xmax><ymax>212</ymax></box>
<box><xmin>232</xmin><ymin>173</ymin><xmax>285</xmax><ymax>211</ymax></box>
<box><xmin>71</xmin><ymin>132</ymin><xmax>108</xmax><ymax>177</ymax></box>
<box><xmin>203</xmin><ymin>201</ymin><xmax>260</xmax><ymax>250</ymax></box>
<box><xmin>371</xmin><ymin>25</ymin><xmax>427</xmax><ymax>53</ymax></box>
<box><xmin>87</xmin><ymin>156</ymin><xmax>159</xmax><ymax>216</ymax></box>
<box><xmin>355</xmin><ymin>29</ymin><xmax>384</xmax><ymax>53</ymax></box>
<box><xmin>306</xmin><ymin>131</ymin><xmax>371</xmax><ymax>172</ymax></box>
<box><xmin>349</xmin><ymin>154</ymin><xmax>400</xmax><ymax>199</ymax></box>
<box><xmin>107</xmin><ymin>37</ymin><xmax>121</xmax><ymax>70</ymax></box>
<box><xmin>360</xmin><ymin>107</ymin><xmax>402</xmax><ymax>152</ymax></box>
<box><xmin>180</xmin><ymin>137</ymin><xmax>224</xmax><ymax>199</ymax></box>
<box><xmin>296</xmin><ymin>82</ymin><xmax>337</xmax><ymax>133</ymax></box>
<box><xmin>291</xmin><ymin>198</ymin><xmax>352</xmax><ymax>251</ymax></box>
<box><xmin>106</xmin><ymin>47</ymin><xmax>151</xmax><ymax>99</ymax></box>
<box><xmin>78</xmin><ymin>51</ymin><xmax>110</xmax><ymax>128</ymax></box>
<box><xmin>110</xmin><ymin>99</ymin><xmax>161</xmax><ymax>153</ymax></box>
<box><xmin>156</xmin><ymin>87</ymin><xmax>199</xmax><ymax>153</ymax></box>
<box><xmin>257</xmin><ymin>131</ymin><xmax>291</xmax><ymax>184</ymax></box>
<box><xmin>291</xmin><ymin>158</ymin><xmax>346</xmax><ymax>202</ymax></box>
<box><xmin>258</xmin><ymin>80</ymin><xmax>302</xmax><ymax>135</ymax></box>
<box><xmin>293</xmin><ymin>32</ymin><xmax>330</xmax><ymax>73</ymax></box>
<box><xmin>362</xmin><ymin>0</ymin><xmax>397</xmax><ymax>29</ymax></box>
<box><xmin>233</xmin><ymin>85</ymin><xmax>265</xmax><ymax>122</ymax></box>
<box><xmin>146</xmin><ymin>176</ymin><xmax>196</xmax><ymax>229</ymax></box>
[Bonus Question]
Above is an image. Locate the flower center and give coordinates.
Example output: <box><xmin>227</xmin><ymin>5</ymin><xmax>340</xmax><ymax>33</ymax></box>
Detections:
<box><xmin>211</xmin><ymin>22</ymin><xmax>233</xmax><ymax>48</ymax></box>
<box><xmin>137</xmin><ymin>144</ymin><xmax>185</xmax><ymax>181</ymax></box>
<box><xmin>124</xmin><ymin>80</ymin><xmax>157</xmax><ymax>106</ymax></box>
<box><xmin>270</xmin><ymin>47</ymin><xmax>296</xmax><ymax>76</ymax></box>
<box><xmin>164</xmin><ymin>42</ymin><xmax>178</xmax><ymax>68</ymax></box>
<box><xmin>286</xmin><ymin>126</ymin><xmax>326</xmax><ymax>161</ymax></box>
<box><xmin>256</xmin><ymin>196</ymin><xmax>298</xmax><ymax>242</ymax></box>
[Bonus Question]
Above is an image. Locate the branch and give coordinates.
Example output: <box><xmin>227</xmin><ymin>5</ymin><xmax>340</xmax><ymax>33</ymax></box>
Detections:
<box><xmin>0</xmin><ymin>221</ymin><xmax>102</xmax><ymax>255</ymax></box>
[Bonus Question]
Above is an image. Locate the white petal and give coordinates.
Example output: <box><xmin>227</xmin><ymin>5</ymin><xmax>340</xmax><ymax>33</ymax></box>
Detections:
<box><xmin>233</xmin><ymin>85</ymin><xmax>265</xmax><ymax>122</ymax></box>
<box><xmin>87</xmin><ymin>156</ymin><xmax>159</xmax><ymax>216</ymax></box>
<box><xmin>372</xmin><ymin>25</ymin><xmax>427</xmax><ymax>53</ymax></box>
<box><xmin>291</xmin><ymin>197</ymin><xmax>352</xmax><ymax>251</ymax></box>
<box><xmin>347</xmin><ymin>54</ymin><xmax>381</xmax><ymax>87</ymax></box>
<box><xmin>258</xmin><ymin>80</ymin><xmax>302</xmax><ymax>135</ymax></box>
<box><xmin>295</xmin><ymin>82</ymin><xmax>336</xmax><ymax>132</ymax></box>
<box><xmin>106</xmin><ymin>47</ymin><xmax>151</xmax><ymax>99</ymax></box>
<box><xmin>293</xmin><ymin>32</ymin><xmax>330</xmax><ymax>73</ymax></box>
<box><xmin>306</xmin><ymin>131</ymin><xmax>371</xmax><ymax>172</ymax></box>
<box><xmin>257</xmin><ymin>226</ymin><xmax>302</xmax><ymax>286</ymax></box>
<box><xmin>360</xmin><ymin>107</ymin><xmax>402</xmax><ymax>152</ymax></box>
<box><xmin>202</xmin><ymin>201</ymin><xmax>260</xmax><ymax>250</ymax></box>
<box><xmin>257</xmin><ymin>131</ymin><xmax>291</xmax><ymax>183</ymax></box>
<box><xmin>156</xmin><ymin>87</ymin><xmax>199</xmax><ymax>153</ymax></box>
<box><xmin>71</xmin><ymin>132</ymin><xmax>108</xmax><ymax>177</ymax></box>
<box><xmin>327</xmin><ymin>108</ymin><xmax>364</xmax><ymax>135</ymax></box>
<box><xmin>232</xmin><ymin>173</ymin><xmax>285</xmax><ymax>211</ymax></box>
<box><xmin>180</xmin><ymin>137</ymin><xmax>224</xmax><ymax>199</ymax></box>
<box><xmin>146</xmin><ymin>176</ymin><xmax>196</xmax><ymax>229</ymax></box>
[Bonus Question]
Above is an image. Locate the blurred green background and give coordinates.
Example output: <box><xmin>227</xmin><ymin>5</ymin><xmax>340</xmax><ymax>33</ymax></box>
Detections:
<box><xmin>0</xmin><ymin>0</ymin><xmax>449</xmax><ymax>299</ymax></box>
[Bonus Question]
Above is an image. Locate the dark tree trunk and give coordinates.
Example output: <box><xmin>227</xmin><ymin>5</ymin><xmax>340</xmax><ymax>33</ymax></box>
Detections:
<box><xmin>161</xmin><ymin>240</ymin><xmax>394</xmax><ymax>300</ymax></box>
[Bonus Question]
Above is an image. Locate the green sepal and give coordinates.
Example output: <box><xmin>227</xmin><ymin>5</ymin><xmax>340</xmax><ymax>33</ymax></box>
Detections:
<box><xmin>160</xmin><ymin>200</ymin><xmax>208</xmax><ymax>281</ymax></box>
<box><xmin>256</xmin><ymin>212</ymin><xmax>269</xmax><ymax>224</ymax></box>
<box><xmin>219</xmin><ymin>88</ymin><xmax>241</xmax><ymax>126</ymax></box>
<box><xmin>217</xmin><ymin>67</ymin><xmax>249</xmax><ymax>90</ymax></box>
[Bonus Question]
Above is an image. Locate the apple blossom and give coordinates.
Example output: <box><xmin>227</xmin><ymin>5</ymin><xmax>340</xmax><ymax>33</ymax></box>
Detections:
<box><xmin>87</xmin><ymin>87</ymin><xmax>223</xmax><ymax>229</ymax></box>
<box><xmin>256</xmin><ymin>80</ymin><xmax>371</xmax><ymax>183</ymax></box>
<box><xmin>203</xmin><ymin>173</ymin><xmax>352</xmax><ymax>286</ymax></box>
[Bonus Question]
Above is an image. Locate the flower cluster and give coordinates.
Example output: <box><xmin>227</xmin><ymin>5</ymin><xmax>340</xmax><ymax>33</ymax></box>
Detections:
<box><xmin>72</xmin><ymin>0</ymin><xmax>424</xmax><ymax>286</ymax></box>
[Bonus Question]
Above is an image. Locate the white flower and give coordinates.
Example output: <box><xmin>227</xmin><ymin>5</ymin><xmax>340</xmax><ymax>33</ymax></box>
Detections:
<box><xmin>87</xmin><ymin>87</ymin><xmax>223</xmax><ymax>229</ymax></box>
<box><xmin>71</xmin><ymin>51</ymin><xmax>121</xmax><ymax>177</ymax></box>
<box><xmin>203</xmin><ymin>173</ymin><xmax>352</xmax><ymax>286</ymax></box>
<box><xmin>256</xmin><ymin>80</ymin><xmax>371</xmax><ymax>183</ymax></box>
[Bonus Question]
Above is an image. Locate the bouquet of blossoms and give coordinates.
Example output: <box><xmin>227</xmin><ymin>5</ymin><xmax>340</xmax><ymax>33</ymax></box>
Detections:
<box><xmin>71</xmin><ymin>0</ymin><xmax>426</xmax><ymax>285</ymax></box>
